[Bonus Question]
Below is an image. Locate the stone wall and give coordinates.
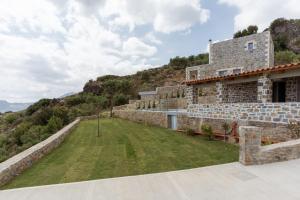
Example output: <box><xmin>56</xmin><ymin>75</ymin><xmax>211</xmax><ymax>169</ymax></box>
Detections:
<box><xmin>257</xmin><ymin>75</ymin><xmax>272</xmax><ymax>103</ymax></box>
<box><xmin>177</xmin><ymin>115</ymin><xmax>292</xmax><ymax>142</ymax></box>
<box><xmin>113</xmin><ymin>110</ymin><xmax>168</xmax><ymax>128</ymax></box>
<box><xmin>186</xmin><ymin>31</ymin><xmax>273</xmax><ymax>81</ymax></box>
<box><xmin>188</xmin><ymin>103</ymin><xmax>300</xmax><ymax>124</ymax></box>
<box><xmin>239</xmin><ymin>126</ymin><xmax>300</xmax><ymax>165</ymax></box>
<box><xmin>222</xmin><ymin>81</ymin><xmax>257</xmax><ymax>103</ymax></box>
<box><xmin>0</xmin><ymin>118</ymin><xmax>81</xmax><ymax>187</ymax></box>
<box><xmin>286</xmin><ymin>77</ymin><xmax>297</xmax><ymax>102</ymax></box>
<box><xmin>156</xmin><ymin>85</ymin><xmax>186</xmax><ymax>99</ymax></box>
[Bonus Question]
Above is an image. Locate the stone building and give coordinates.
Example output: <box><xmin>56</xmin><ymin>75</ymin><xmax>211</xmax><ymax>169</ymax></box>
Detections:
<box><xmin>114</xmin><ymin>31</ymin><xmax>300</xmax><ymax>164</ymax></box>
<box><xmin>185</xmin><ymin>31</ymin><xmax>300</xmax><ymax>141</ymax></box>
<box><xmin>115</xmin><ymin>31</ymin><xmax>300</xmax><ymax>142</ymax></box>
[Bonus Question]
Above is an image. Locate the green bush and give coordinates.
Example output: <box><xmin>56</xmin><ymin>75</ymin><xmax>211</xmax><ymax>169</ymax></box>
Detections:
<box><xmin>233</xmin><ymin>25</ymin><xmax>258</xmax><ymax>38</ymax></box>
<box><xmin>222</xmin><ymin>122</ymin><xmax>231</xmax><ymax>135</ymax></box>
<box><xmin>113</xmin><ymin>94</ymin><xmax>129</xmax><ymax>106</ymax></box>
<box><xmin>46</xmin><ymin>116</ymin><xmax>63</xmax><ymax>135</ymax></box>
<box><xmin>4</xmin><ymin>113</ymin><xmax>18</xmax><ymax>124</ymax></box>
<box><xmin>53</xmin><ymin>106</ymin><xmax>69</xmax><ymax>125</ymax></box>
<box><xmin>20</xmin><ymin>125</ymin><xmax>46</xmax><ymax>145</ymax></box>
<box><xmin>12</xmin><ymin>122</ymin><xmax>32</xmax><ymax>146</ymax></box>
<box><xmin>201</xmin><ymin>124</ymin><xmax>214</xmax><ymax>141</ymax></box>
<box><xmin>186</xmin><ymin>128</ymin><xmax>195</xmax><ymax>136</ymax></box>
<box><xmin>26</xmin><ymin>99</ymin><xmax>51</xmax><ymax>116</ymax></box>
<box><xmin>0</xmin><ymin>134</ymin><xmax>7</xmax><ymax>147</ymax></box>
<box><xmin>275</xmin><ymin>50</ymin><xmax>300</xmax><ymax>65</ymax></box>
<box><xmin>31</xmin><ymin>107</ymin><xmax>53</xmax><ymax>126</ymax></box>
<box><xmin>64</xmin><ymin>95</ymin><xmax>86</xmax><ymax>107</ymax></box>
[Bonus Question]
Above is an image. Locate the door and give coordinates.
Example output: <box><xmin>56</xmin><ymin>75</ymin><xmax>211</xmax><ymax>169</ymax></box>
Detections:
<box><xmin>168</xmin><ymin>115</ymin><xmax>177</xmax><ymax>130</ymax></box>
<box><xmin>171</xmin><ymin>115</ymin><xmax>177</xmax><ymax>130</ymax></box>
<box><xmin>272</xmin><ymin>81</ymin><xmax>286</xmax><ymax>102</ymax></box>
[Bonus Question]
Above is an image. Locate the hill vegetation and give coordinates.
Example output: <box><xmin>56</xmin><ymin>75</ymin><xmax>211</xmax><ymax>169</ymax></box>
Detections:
<box><xmin>0</xmin><ymin>18</ymin><xmax>299</xmax><ymax>162</ymax></box>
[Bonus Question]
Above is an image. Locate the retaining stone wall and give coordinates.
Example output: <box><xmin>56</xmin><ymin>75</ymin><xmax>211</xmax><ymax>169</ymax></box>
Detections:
<box><xmin>0</xmin><ymin>118</ymin><xmax>81</xmax><ymax>187</ymax></box>
<box><xmin>113</xmin><ymin>110</ymin><xmax>168</xmax><ymax>128</ymax></box>
<box><xmin>239</xmin><ymin>126</ymin><xmax>300</xmax><ymax>165</ymax></box>
<box><xmin>188</xmin><ymin>103</ymin><xmax>300</xmax><ymax>124</ymax></box>
<box><xmin>177</xmin><ymin>115</ymin><xmax>292</xmax><ymax>142</ymax></box>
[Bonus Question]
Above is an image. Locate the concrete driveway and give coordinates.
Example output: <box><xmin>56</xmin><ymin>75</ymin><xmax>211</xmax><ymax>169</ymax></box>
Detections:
<box><xmin>1</xmin><ymin>159</ymin><xmax>300</xmax><ymax>200</ymax></box>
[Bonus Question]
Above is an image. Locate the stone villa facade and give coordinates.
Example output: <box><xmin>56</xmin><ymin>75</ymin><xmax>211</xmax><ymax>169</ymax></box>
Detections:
<box><xmin>114</xmin><ymin>31</ymin><xmax>300</xmax><ymax>164</ymax></box>
<box><xmin>185</xmin><ymin>31</ymin><xmax>300</xmax><ymax>127</ymax></box>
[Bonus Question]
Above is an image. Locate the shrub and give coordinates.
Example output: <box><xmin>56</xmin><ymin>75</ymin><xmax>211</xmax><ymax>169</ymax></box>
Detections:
<box><xmin>26</xmin><ymin>99</ymin><xmax>52</xmax><ymax>116</ymax></box>
<box><xmin>186</xmin><ymin>128</ymin><xmax>195</xmax><ymax>136</ymax></box>
<box><xmin>64</xmin><ymin>95</ymin><xmax>85</xmax><ymax>107</ymax></box>
<box><xmin>113</xmin><ymin>94</ymin><xmax>129</xmax><ymax>106</ymax></box>
<box><xmin>4</xmin><ymin>113</ymin><xmax>18</xmax><ymax>124</ymax></box>
<box><xmin>46</xmin><ymin>116</ymin><xmax>63</xmax><ymax>134</ymax></box>
<box><xmin>20</xmin><ymin>125</ymin><xmax>46</xmax><ymax>145</ymax></box>
<box><xmin>201</xmin><ymin>124</ymin><xmax>214</xmax><ymax>140</ymax></box>
<box><xmin>32</xmin><ymin>107</ymin><xmax>53</xmax><ymax>126</ymax></box>
<box><xmin>12</xmin><ymin>122</ymin><xmax>32</xmax><ymax>146</ymax></box>
<box><xmin>275</xmin><ymin>50</ymin><xmax>300</xmax><ymax>65</ymax></box>
<box><xmin>53</xmin><ymin>106</ymin><xmax>69</xmax><ymax>125</ymax></box>
<box><xmin>222</xmin><ymin>122</ymin><xmax>230</xmax><ymax>135</ymax></box>
<box><xmin>0</xmin><ymin>134</ymin><xmax>7</xmax><ymax>147</ymax></box>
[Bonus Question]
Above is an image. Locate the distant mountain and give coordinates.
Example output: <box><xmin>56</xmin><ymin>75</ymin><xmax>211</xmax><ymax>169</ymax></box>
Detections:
<box><xmin>0</xmin><ymin>100</ymin><xmax>32</xmax><ymax>113</ymax></box>
<box><xmin>59</xmin><ymin>92</ymin><xmax>76</xmax><ymax>98</ymax></box>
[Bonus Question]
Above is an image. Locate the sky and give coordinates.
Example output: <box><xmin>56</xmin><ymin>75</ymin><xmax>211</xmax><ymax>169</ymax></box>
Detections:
<box><xmin>0</xmin><ymin>0</ymin><xmax>299</xmax><ymax>103</ymax></box>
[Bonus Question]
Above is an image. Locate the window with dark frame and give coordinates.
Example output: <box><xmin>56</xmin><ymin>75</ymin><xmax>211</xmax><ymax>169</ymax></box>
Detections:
<box><xmin>248</xmin><ymin>42</ymin><xmax>254</xmax><ymax>51</ymax></box>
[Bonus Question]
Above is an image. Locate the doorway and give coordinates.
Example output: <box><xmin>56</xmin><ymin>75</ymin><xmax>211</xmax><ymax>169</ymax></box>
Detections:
<box><xmin>168</xmin><ymin>115</ymin><xmax>177</xmax><ymax>130</ymax></box>
<box><xmin>272</xmin><ymin>81</ymin><xmax>286</xmax><ymax>102</ymax></box>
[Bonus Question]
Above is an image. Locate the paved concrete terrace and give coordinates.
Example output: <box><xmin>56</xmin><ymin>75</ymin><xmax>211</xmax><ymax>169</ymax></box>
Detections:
<box><xmin>1</xmin><ymin>159</ymin><xmax>300</xmax><ymax>200</ymax></box>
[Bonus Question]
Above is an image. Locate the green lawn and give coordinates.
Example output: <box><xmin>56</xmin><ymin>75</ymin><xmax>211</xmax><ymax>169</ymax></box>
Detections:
<box><xmin>2</xmin><ymin>118</ymin><xmax>238</xmax><ymax>189</ymax></box>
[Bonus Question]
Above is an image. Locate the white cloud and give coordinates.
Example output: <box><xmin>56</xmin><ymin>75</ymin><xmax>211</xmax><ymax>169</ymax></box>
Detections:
<box><xmin>123</xmin><ymin>37</ymin><xmax>157</xmax><ymax>57</ymax></box>
<box><xmin>0</xmin><ymin>0</ymin><xmax>209</xmax><ymax>102</ymax></box>
<box><xmin>103</xmin><ymin>0</ymin><xmax>209</xmax><ymax>33</ymax></box>
<box><xmin>145</xmin><ymin>32</ymin><xmax>162</xmax><ymax>45</ymax></box>
<box><xmin>0</xmin><ymin>0</ymin><xmax>65</xmax><ymax>34</ymax></box>
<box><xmin>219</xmin><ymin>0</ymin><xmax>300</xmax><ymax>31</ymax></box>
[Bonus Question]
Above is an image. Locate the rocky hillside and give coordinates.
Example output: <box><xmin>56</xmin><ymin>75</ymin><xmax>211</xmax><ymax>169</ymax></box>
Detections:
<box><xmin>270</xmin><ymin>18</ymin><xmax>300</xmax><ymax>54</ymax></box>
<box><xmin>83</xmin><ymin>54</ymin><xmax>209</xmax><ymax>99</ymax></box>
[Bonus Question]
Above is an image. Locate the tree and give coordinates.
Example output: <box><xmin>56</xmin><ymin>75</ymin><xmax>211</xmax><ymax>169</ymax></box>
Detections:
<box><xmin>46</xmin><ymin>116</ymin><xmax>63</xmax><ymax>135</ymax></box>
<box><xmin>234</xmin><ymin>25</ymin><xmax>258</xmax><ymax>38</ymax></box>
<box><xmin>102</xmin><ymin>79</ymin><xmax>131</xmax><ymax>117</ymax></box>
<box><xmin>26</xmin><ymin>99</ymin><xmax>52</xmax><ymax>116</ymax></box>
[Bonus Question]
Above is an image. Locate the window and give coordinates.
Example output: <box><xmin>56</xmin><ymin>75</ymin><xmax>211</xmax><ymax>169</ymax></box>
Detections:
<box><xmin>218</xmin><ymin>70</ymin><xmax>227</xmax><ymax>76</ymax></box>
<box><xmin>189</xmin><ymin>70</ymin><xmax>198</xmax><ymax>80</ymax></box>
<box><xmin>233</xmin><ymin>68</ymin><xmax>241</xmax><ymax>74</ymax></box>
<box><xmin>248</xmin><ymin>42</ymin><xmax>254</xmax><ymax>51</ymax></box>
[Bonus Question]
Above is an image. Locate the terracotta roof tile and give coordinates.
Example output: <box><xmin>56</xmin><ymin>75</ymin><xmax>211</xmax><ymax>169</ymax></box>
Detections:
<box><xmin>185</xmin><ymin>62</ymin><xmax>300</xmax><ymax>85</ymax></box>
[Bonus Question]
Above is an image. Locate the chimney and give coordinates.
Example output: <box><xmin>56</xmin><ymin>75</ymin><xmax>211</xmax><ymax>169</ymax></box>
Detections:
<box><xmin>208</xmin><ymin>39</ymin><xmax>212</xmax><ymax>64</ymax></box>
